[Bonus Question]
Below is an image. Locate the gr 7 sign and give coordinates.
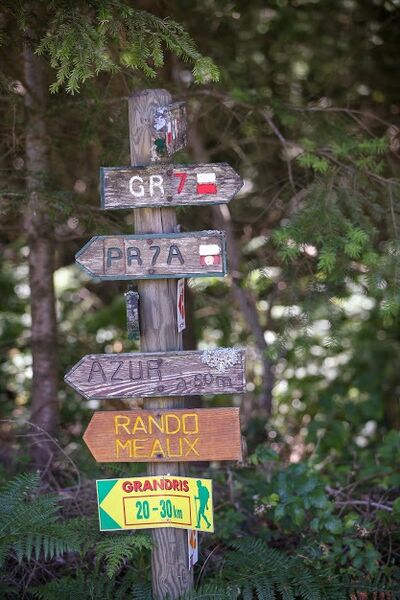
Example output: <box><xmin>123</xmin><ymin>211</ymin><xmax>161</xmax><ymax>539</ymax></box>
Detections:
<box><xmin>100</xmin><ymin>163</ymin><xmax>242</xmax><ymax>209</ymax></box>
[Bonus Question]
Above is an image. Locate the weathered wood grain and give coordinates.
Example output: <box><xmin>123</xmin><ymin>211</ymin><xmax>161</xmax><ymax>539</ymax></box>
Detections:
<box><xmin>100</xmin><ymin>163</ymin><xmax>243</xmax><ymax>210</ymax></box>
<box><xmin>75</xmin><ymin>231</ymin><xmax>227</xmax><ymax>280</ymax></box>
<box><xmin>83</xmin><ymin>408</ymin><xmax>242</xmax><ymax>463</ymax></box>
<box><xmin>65</xmin><ymin>348</ymin><xmax>246</xmax><ymax>400</ymax></box>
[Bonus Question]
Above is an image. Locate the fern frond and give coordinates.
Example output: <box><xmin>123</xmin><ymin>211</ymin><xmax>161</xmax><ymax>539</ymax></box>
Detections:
<box><xmin>96</xmin><ymin>532</ymin><xmax>152</xmax><ymax>578</ymax></box>
<box><xmin>0</xmin><ymin>473</ymin><xmax>82</xmax><ymax>567</ymax></box>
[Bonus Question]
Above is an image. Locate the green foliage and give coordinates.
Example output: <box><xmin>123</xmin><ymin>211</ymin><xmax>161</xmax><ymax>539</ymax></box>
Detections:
<box><xmin>0</xmin><ymin>0</ymin><xmax>400</xmax><ymax>596</ymax></box>
<box><xmin>0</xmin><ymin>473</ymin><xmax>81</xmax><ymax>566</ymax></box>
<box><xmin>189</xmin><ymin>538</ymin><xmax>349</xmax><ymax>599</ymax></box>
<box><xmin>213</xmin><ymin>437</ymin><xmax>399</xmax><ymax>589</ymax></box>
<box><xmin>32</xmin><ymin>570</ymin><xmax>148</xmax><ymax>600</ymax></box>
<box><xmin>95</xmin><ymin>532</ymin><xmax>152</xmax><ymax>578</ymax></box>
<box><xmin>4</xmin><ymin>1</ymin><xmax>219</xmax><ymax>93</ymax></box>
<box><xmin>297</xmin><ymin>152</ymin><xmax>330</xmax><ymax>174</ymax></box>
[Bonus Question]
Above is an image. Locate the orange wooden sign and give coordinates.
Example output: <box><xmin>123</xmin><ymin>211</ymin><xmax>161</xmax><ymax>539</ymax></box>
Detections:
<box><xmin>83</xmin><ymin>408</ymin><xmax>242</xmax><ymax>463</ymax></box>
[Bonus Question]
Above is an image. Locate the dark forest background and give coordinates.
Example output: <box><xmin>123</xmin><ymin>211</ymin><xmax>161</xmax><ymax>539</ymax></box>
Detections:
<box><xmin>0</xmin><ymin>1</ymin><xmax>399</xmax><ymax>597</ymax></box>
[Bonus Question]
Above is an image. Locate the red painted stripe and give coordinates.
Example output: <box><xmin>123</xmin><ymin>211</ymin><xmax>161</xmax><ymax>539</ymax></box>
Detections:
<box><xmin>200</xmin><ymin>255</ymin><xmax>220</xmax><ymax>266</ymax></box>
<box><xmin>196</xmin><ymin>183</ymin><xmax>217</xmax><ymax>194</ymax></box>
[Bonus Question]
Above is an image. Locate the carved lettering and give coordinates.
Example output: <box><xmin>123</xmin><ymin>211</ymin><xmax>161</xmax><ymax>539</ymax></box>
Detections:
<box><xmin>150</xmin><ymin>245</ymin><xmax>160</xmax><ymax>265</ymax></box>
<box><xmin>216</xmin><ymin>375</ymin><xmax>232</xmax><ymax>387</ymax></box>
<box><xmin>166</xmin><ymin>438</ymin><xmax>183</xmax><ymax>458</ymax></box>
<box><xmin>127</xmin><ymin>246</ymin><xmax>142</xmax><ymax>266</ymax></box>
<box><xmin>147</xmin><ymin>359</ymin><xmax>162</xmax><ymax>380</ymax></box>
<box><xmin>106</xmin><ymin>247</ymin><xmax>122</xmax><ymax>268</ymax></box>
<box><xmin>182</xmin><ymin>414</ymin><xmax>198</xmax><ymax>434</ymax></box>
<box><xmin>115</xmin><ymin>439</ymin><xmax>130</xmax><ymax>457</ymax></box>
<box><xmin>150</xmin><ymin>439</ymin><xmax>165</xmax><ymax>458</ymax></box>
<box><xmin>194</xmin><ymin>374</ymin><xmax>203</xmax><ymax>387</ymax></box>
<box><xmin>132</xmin><ymin>438</ymin><xmax>148</xmax><ymax>457</ymax></box>
<box><xmin>88</xmin><ymin>360</ymin><xmax>106</xmax><ymax>383</ymax></box>
<box><xmin>132</xmin><ymin>416</ymin><xmax>146</xmax><ymax>435</ymax></box>
<box><xmin>174</xmin><ymin>171</ymin><xmax>187</xmax><ymax>194</ymax></box>
<box><xmin>129</xmin><ymin>360</ymin><xmax>143</xmax><ymax>381</ymax></box>
<box><xmin>149</xmin><ymin>174</ymin><xmax>164</xmax><ymax>196</ymax></box>
<box><xmin>84</xmin><ymin>408</ymin><xmax>243</xmax><ymax>462</ymax></box>
<box><xmin>176</xmin><ymin>377</ymin><xmax>186</xmax><ymax>392</ymax></box>
<box><xmin>111</xmin><ymin>361</ymin><xmax>125</xmax><ymax>381</ymax></box>
<box><xmin>165</xmin><ymin>414</ymin><xmax>180</xmax><ymax>435</ymax></box>
<box><xmin>115</xmin><ymin>415</ymin><xmax>130</xmax><ymax>435</ymax></box>
<box><xmin>167</xmin><ymin>244</ymin><xmax>184</xmax><ymax>265</ymax></box>
<box><xmin>129</xmin><ymin>175</ymin><xmax>144</xmax><ymax>197</ymax></box>
<box><xmin>148</xmin><ymin>414</ymin><xmax>164</xmax><ymax>434</ymax></box>
<box><xmin>184</xmin><ymin>437</ymin><xmax>200</xmax><ymax>456</ymax></box>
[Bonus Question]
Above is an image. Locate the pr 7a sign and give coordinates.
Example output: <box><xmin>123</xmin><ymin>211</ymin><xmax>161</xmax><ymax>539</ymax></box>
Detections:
<box><xmin>75</xmin><ymin>231</ymin><xmax>227</xmax><ymax>280</ymax></box>
<box><xmin>100</xmin><ymin>163</ymin><xmax>243</xmax><ymax>209</ymax></box>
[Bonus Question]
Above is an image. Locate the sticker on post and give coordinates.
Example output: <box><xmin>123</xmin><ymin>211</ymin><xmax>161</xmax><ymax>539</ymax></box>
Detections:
<box><xmin>124</xmin><ymin>290</ymin><xmax>140</xmax><ymax>341</ymax></box>
<box><xmin>177</xmin><ymin>278</ymin><xmax>185</xmax><ymax>332</ymax></box>
<box><xmin>188</xmin><ymin>530</ymin><xmax>199</xmax><ymax>569</ymax></box>
<box><xmin>96</xmin><ymin>475</ymin><xmax>214</xmax><ymax>533</ymax></box>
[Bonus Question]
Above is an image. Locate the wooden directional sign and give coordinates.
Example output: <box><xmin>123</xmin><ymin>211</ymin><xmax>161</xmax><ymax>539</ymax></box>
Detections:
<box><xmin>96</xmin><ymin>475</ymin><xmax>213</xmax><ymax>532</ymax></box>
<box><xmin>83</xmin><ymin>408</ymin><xmax>242</xmax><ymax>463</ymax></box>
<box><xmin>65</xmin><ymin>348</ymin><xmax>246</xmax><ymax>400</ymax></box>
<box><xmin>100</xmin><ymin>163</ymin><xmax>243</xmax><ymax>210</ymax></box>
<box><xmin>75</xmin><ymin>231</ymin><xmax>227</xmax><ymax>280</ymax></box>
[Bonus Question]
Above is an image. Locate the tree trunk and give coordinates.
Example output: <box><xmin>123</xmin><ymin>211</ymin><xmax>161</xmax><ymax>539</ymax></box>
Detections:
<box><xmin>23</xmin><ymin>45</ymin><xmax>59</xmax><ymax>471</ymax></box>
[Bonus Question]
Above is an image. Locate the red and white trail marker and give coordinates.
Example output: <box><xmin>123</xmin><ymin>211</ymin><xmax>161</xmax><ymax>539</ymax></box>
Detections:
<box><xmin>199</xmin><ymin>244</ymin><xmax>221</xmax><ymax>267</ymax></box>
<box><xmin>196</xmin><ymin>172</ymin><xmax>217</xmax><ymax>195</ymax></box>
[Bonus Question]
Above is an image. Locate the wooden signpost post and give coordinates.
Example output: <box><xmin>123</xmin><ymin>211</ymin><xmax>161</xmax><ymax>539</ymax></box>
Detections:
<box><xmin>75</xmin><ymin>231</ymin><xmax>227</xmax><ymax>280</ymax></box>
<box><xmin>83</xmin><ymin>408</ymin><xmax>242</xmax><ymax>462</ymax></box>
<box><xmin>65</xmin><ymin>88</ymin><xmax>246</xmax><ymax>599</ymax></box>
<box><xmin>101</xmin><ymin>163</ymin><xmax>243</xmax><ymax>209</ymax></box>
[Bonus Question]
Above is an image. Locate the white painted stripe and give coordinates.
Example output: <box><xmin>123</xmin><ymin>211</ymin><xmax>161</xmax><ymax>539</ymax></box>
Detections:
<box><xmin>199</xmin><ymin>244</ymin><xmax>221</xmax><ymax>256</ymax></box>
<box><xmin>197</xmin><ymin>172</ymin><xmax>216</xmax><ymax>184</ymax></box>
